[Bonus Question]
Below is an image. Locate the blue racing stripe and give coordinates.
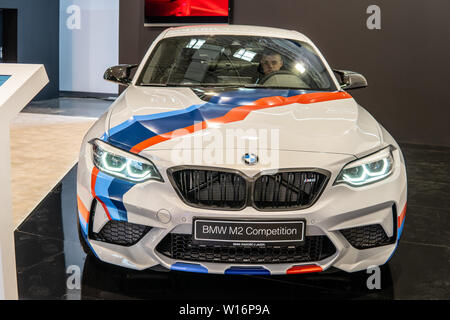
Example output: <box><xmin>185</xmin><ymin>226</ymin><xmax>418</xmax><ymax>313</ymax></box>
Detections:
<box><xmin>225</xmin><ymin>267</ymin><xmax>271</xmax><ymax>275</ymax></box>
<box><xmin>107</xmin><ymin>89</ymin><xmax>310</xmax><ymax>151</ymax></box>
<box><xmin>385</xmin><ymin>218</ymin><xmax>406</xmax><ymax>264</ymax></box>
<box><xmin>171</xmin><ymin>262</ymin><xmax>208</xmax><ymax>273</ymax></box>
<box><xmin>109</xmin><ymin>103</ymin><xmax>204</xmax><ymax>137</ymax></box>
<box><xmin>79</xmin><ymin>221</ymin><xmax>99</xmax><ymax>259</ymax></box>
<box><xmin>107</xmin><ymin>177</ymin><xmax>135</xmax><ymax>221</ymax></box>
<box><xmin>397</xmin><ymin>219</ymin><xmax>405</xmax><ymax>240</ymax></box>
<box><xmin>208</xmin><ymin>88</ymin><xmax>307</xmax><ymax>105</ymax></box>
<box><xmin>94</xmin><ymin>171</ymin><xmax>135</xmax><ymax>221</ymax></box>
<box><xmin>78</xmin><ymin>212</ymin><xmax>88</xmax><ymax>235</ymax></box>
<box><xmin>108</xmin><ymin>103</ymin><xmax>235</xmax><ymax>150</ymax></box>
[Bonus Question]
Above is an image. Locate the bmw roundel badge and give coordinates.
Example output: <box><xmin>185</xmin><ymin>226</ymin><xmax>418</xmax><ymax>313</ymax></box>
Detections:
<box><xmin>243</xmin><ymin>153</ymin><xmax>259</xmax><ymax>165</ymax></box>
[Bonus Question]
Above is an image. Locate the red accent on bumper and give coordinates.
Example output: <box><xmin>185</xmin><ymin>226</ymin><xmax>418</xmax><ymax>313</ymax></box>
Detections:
<box><xmin>286</xmin><ymin>265</ymin><xmax>323</xmax><ymax>274</ymax></box>
<box><xmin>398</xmin><ymin>203</ymin><xmax>407</xmax><ymax>228</ymax></box>
<box><xmin>91</xmin><ymin>167</ymin><xmax>112</xmax><ymax>221</ymax></box>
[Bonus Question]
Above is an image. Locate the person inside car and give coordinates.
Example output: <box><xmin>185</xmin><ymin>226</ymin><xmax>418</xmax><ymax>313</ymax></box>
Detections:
<box><xmin>260</xmin><ymin>51</ymin><xmax>284</xmax><ymax>75</ymax></box>
<box><xmin>254</xmin><ymin>50</ymin><xmax>286</xmax><ymax>84</ymax></box>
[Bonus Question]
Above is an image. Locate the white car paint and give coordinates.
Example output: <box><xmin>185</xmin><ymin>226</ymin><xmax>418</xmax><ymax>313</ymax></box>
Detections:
<box><xmin>77</xmin><ymin>25</ymin><xmax>407</xmax><ymax>275</ymax></box>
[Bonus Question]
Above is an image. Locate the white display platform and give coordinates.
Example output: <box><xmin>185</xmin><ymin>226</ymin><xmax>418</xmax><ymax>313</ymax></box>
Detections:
<box><xmin>0</xmin><ymin>64</ymin><xmax>49</xmax><ymax>300</ymax></box>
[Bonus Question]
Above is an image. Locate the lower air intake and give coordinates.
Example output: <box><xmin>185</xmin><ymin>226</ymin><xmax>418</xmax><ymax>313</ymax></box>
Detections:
<box><xmin>340</xmin><ymin>224</ymin><xmax>395</xmax><ymax>249</ymax></box>
<box><xmin>90</xmin><ymin>220</ymin><xmax>151</xmax><ymax>247</ymax></box>
<box><xmin>156</xmin><ymin>233</ymin><xmax>336</xmax><ymax>264</ymax></box>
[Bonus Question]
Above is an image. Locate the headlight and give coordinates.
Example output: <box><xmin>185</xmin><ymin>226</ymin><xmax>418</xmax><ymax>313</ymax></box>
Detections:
<box><xmin>92</xmin><ymin>139</ymin><xmax>163</xmax><ymax>182</ymax></box>
<box><xmin>335</xmin><ymin>147</ymin><xmax>394</xmax><ymax>187</ymax></box>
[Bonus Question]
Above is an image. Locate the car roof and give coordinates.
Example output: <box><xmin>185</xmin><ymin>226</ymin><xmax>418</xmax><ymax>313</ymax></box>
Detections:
<box><xmin>163</xmin><ymin>24</ymin><xmax>312</xmax><ymax>44</ymax></box>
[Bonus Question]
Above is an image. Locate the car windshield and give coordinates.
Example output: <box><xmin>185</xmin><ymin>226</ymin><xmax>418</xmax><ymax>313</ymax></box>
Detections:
<box><xmin>137</xmin><ymin>35</ymin><xmax>337</xmax><ymax>91</ymax></box>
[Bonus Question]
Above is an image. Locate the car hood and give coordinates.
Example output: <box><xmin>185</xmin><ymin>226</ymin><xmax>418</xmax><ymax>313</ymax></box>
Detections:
<box><xmin>106</xmin><ymin>86</ymin><xmax>381</xmax><ymax>156</ymax></box>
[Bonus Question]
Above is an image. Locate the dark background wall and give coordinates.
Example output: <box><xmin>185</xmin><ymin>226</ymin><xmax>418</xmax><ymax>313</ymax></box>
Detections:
<box><xmin>0</xmin><ymin>0</ymin><xmax>59</xmax><ymax>99</ymax></box>
<box><xmin>0</xmin><ymin>9</ymin><xmax>18</xmax><ymax>63</ymax></box>
<box><xmin>119</xmin><ymin>0</ymin><xmax>450</xmax><ymax>147</ymax></box>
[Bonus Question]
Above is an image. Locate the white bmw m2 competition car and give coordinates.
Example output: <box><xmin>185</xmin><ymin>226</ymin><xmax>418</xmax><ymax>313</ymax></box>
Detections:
<box><xmin>77</xmin><ymin>25</ymin><xmax>407</xmax><ymax>275</ymax></box>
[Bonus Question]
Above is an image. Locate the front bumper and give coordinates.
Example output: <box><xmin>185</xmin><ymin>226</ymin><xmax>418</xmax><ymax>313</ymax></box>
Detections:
<box><xmin>77</xmin><ymin>145</ymin><xmax>407</xmax><ymax>275</ymax></box>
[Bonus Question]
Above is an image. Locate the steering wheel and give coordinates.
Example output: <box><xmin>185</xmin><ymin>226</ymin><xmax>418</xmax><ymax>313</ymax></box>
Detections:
<box><xmin>259</xmin><ymin>70</ymin><xmax>297</xmax><ymax>85</ymax></box>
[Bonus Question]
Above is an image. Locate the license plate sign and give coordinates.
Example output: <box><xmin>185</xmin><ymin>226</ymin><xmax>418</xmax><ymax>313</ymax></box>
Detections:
<box><xmin>193</xmin><ymin>219</ymin><xmax>305</xmax><ymax>245</ymax></box>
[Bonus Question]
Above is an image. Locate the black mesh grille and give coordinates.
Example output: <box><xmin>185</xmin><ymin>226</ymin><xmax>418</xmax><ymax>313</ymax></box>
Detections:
<box><xmin>169</xmin><ymin>168</ymin><xmax>329</xmax><ymax>211</ymax></box>
<box><xmin>90</xmin><ymin>220</ymin><xmax>151</xmax><ymax>247</ymax></box>
<box><xmin>340</xmin><ymin>224</ymin><xmax>395</xmax><ymax>249</ymax></box>
<box><xmin>170</xmin><ymin>169</ymin><xmax>247</xmax><ymax>209</ymax></box>
<box><xmin>253</xmin><ymin>172</ymin><xmax>328</xmax><ymax>210</ymax></box>
<box><xmin>156</xmin><ymin>233</ymin><xmax>336</xmax><ymax>264</ymax></box>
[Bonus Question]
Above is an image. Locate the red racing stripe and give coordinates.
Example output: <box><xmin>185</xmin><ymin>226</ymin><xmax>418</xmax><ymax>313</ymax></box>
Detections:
<box><xmin>398</xmin><ymin>203</ymin><xmax>407</xmax><ymax>228</ymax></box>
<box><xmin>91</xmin><ymin>167</ymin><xmax>112</xmax><ymax>221</ymax></box>
<box><xmin>130</xmin><ymin>91</ymin><xmax>351</xmax><ymax>153</ymax></box>
<box><xmin>286</xmin><ymin>264</ymin><xmax>323</xmax><ymax>274</ymax></box>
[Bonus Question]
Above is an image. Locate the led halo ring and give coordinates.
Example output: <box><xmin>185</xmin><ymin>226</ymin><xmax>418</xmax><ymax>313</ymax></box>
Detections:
<box><xmin>91</xmin><ymin>139</ymin><xmax>163</xmax><ymax>183</ymax></box>
<box><xmin>335</xmin><ymin>147</ymin><xmax>395</xmax><ymax>187</ymax></box>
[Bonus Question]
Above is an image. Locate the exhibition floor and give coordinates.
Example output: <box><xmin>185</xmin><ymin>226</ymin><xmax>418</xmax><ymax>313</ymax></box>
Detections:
<box><xmin>14</xmin><ymin>144</ymin><xmax>450</xmax><ymax>300</ymax></box>
<box><xmin>10</xmin><ymin>97</ymin><xmax>112</xmax><ymax>227</ymax></box>
<box><xmin>10</xmin><ymin>113</ymin><xmax>96</xmax><ymax>227</ymax></box>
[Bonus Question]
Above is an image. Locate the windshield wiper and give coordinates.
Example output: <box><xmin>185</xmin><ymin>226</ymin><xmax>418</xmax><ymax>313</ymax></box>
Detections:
<box><xmin>166</xmin><ymin>83</ymin><xmax>243</xmax><ymax>87</ymax></box>
<box><xmin>140</xmin><ymin>83</ymin><xmax>242</xmax><ymax>88</ymax></box>
<box><xmin>139</xmin><ymin>83</ymin><xmax>169</xmax><ymax>87</ymax></box>
<box><xmin>140</xmin><ymin>83</ymin><xmax>328</xmax><ymax>91</ymax></box>
<box><xmin>243</xmin><ymin>84</ymin><xmax>315</xmax><ymax>90</ymax></box>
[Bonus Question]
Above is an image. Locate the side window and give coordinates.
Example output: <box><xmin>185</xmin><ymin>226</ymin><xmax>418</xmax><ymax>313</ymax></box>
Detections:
<box><xmin>141</xmin><ymin>42</ymin><xmax>165</xmax><ymax>84</ymax></box>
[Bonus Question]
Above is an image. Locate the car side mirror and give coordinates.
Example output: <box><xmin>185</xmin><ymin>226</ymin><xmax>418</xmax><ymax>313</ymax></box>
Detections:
<box><xmin>104</xmin><ymin>64</ymin><xmax>138</xmax><ymax>86</ymax></box>
<box><xmin>333</xmin><ymin>69</ymin><xmax>368</xmax><ymax>90</ymax></box>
